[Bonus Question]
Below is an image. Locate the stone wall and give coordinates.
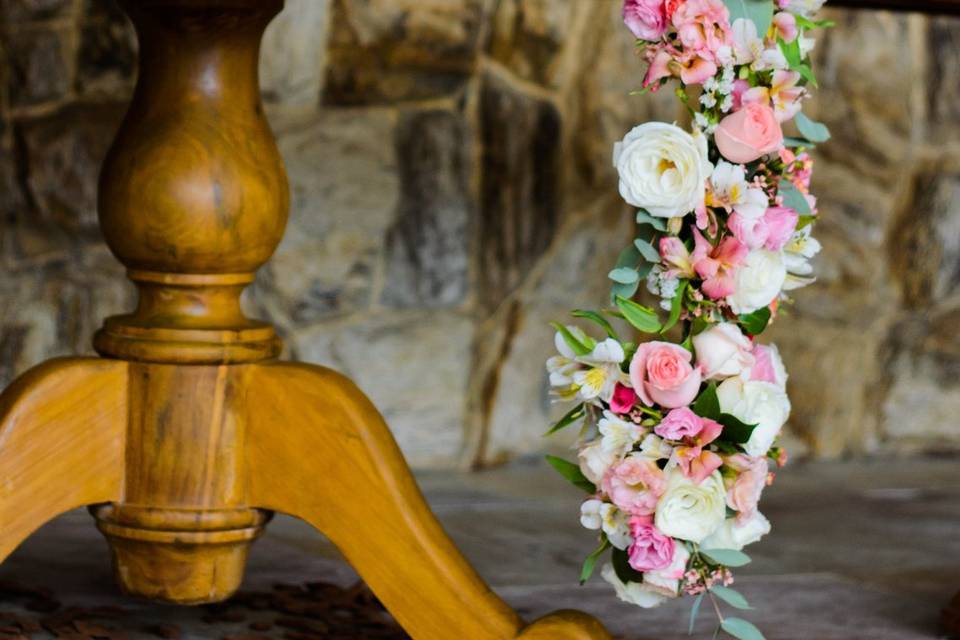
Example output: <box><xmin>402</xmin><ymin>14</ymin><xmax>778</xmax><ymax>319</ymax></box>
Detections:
<box><xmin>1</xmin><ymin>0</ymin><xmax>959</xmax><ymax>467</ymax></box>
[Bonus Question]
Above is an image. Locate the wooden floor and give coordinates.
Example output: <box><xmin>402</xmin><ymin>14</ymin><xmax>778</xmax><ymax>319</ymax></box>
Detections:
<box><xmin>0</xmin><ymin>458</ymin><xmax>956</xmax><ymax>639</ymax></box>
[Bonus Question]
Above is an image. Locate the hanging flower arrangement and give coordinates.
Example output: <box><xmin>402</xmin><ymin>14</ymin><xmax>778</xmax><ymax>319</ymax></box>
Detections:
<box><xmin>545</xmin><ymin>1</ymin><xmax>831</xmax><ymax>638</ymax></box>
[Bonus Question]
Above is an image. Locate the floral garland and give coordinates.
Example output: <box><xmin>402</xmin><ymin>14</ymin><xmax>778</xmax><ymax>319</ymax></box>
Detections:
<box><xmin>545</xmin><ymin>1</ymin><xmax>831</xmax><ymax>638</ymax></box>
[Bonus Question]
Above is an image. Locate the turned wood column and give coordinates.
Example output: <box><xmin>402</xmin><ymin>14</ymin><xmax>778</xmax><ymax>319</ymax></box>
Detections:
<box><xmin>88</xmin><ymin>0</ymin><xmax>287</xmax><ymax>604</ymax></box>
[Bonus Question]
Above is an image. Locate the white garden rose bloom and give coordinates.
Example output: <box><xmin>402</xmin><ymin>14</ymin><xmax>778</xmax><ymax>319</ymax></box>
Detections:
<box><xmin>701</xmin><ymin>512</ymin><xmax>772</xmax><ymax>551</ymax></box>
<box><xmin>726</xmin><ymin>249</ymin><xmax>787</xmax><ymax>314</ymax></box>
<box><xmin>693</xmin><ymin>323</ymin><xmax>755</xmax><ymax>380</ymax></box>
<box><xmin>600</xmin><ymin>564</ymin><xmax>668</xmax><ymax>609</ymax></box>
<box><xmin>717</xmin><ymin>378</ymin><xmax>791</xmax><ymax>456</ymax></box>
<box><xmin>654</xmin><ymin>469</ymin><xmax>727</xmax><ymax>543</ymax></box>
<box><xmin>612</xmin><ymin>122</ymin><xmax>713</xmax><ymax>218</ymax></box>
<box><xmin>578</xmin><ymin>440</ymin><xmax>619</xmax><ymax>485</ymax></box>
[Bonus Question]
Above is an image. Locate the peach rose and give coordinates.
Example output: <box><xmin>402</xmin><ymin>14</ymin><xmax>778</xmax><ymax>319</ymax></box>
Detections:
<box><xmin>630</xmin><ymin>341</ymin><xmax>702</xmax><ymax>409</ymax></box>
<box><xmin>715</xmin><ymin>103</ymin><xmax>783</xmax><ymax>164</ymax></box>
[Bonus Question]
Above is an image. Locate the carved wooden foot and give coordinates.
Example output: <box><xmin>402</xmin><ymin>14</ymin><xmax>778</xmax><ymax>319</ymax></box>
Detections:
<box><xmin>245</xmin><ymin>362</ymin><xmax>611</xmax><ymax>640</ymax></box>
<box><xmin>0</xmin><ymin>358</ymin><xmax>126</xmax><ymax>563</ymax></box>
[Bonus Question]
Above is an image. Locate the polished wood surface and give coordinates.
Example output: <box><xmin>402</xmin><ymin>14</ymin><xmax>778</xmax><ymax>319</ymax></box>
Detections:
<box><xmin>0</xmin><ymin>0</ymin><xmax>612</xmax><ymax>636</ymax></box>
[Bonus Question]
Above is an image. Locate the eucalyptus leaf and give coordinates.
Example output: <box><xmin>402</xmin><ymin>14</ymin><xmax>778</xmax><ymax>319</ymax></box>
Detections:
<box><xmin>614</xmin><ymin>244</ymin><xmax>642</xmax><ymax>269</ymax></box>
<box><xmin>738</xmin><ymin>306</ymin><xmax>771</xmax><ymax>335</ymax></box>
<box><xmin>634</xmin><ymin>237</ymin><xmax>662</xmax><ymax>263</ymax></box>
<box><xmin>545</xmin><ymin>403</ymin><xmax>586</xmax><ymax>436</ymax></box>
<box><xmin>710</xmin><ymin>585</ymin><xmax>752</xmax><ymax>610</ymax></box>
<box><xmin>689</xmin><ymin>593</ymin><xmax>705</xmax><ymax>634</ymax></box>
<box><xmin>721</xmin><ymin>617</ymin><xmax>766</xmax><ymax>640</ymax></box>
<box><xmin>572</xmin><ymin>309</ymin><xmax>619</xmax><ymax>340</ymax></box>
<box><xmin>615</xmin><ymin>296</ymin><xmax>662</xmax><ymax>333</ymax></box>
<box><xmin>778</xmin><ymin>180</ymin><xmax>812</xmax><ymax>214</ymax></box>
<box><xmin>693</xmin><ymin>381</ymin><xmax>721</xmax><ymax>420</ymax></box>
<box><xmin>610</xmin><ymin>279</ymin><xmax>641</xmax><ymax>304</ymax></box>
<box><xmin>549</xmin><ymin>322</ymin><xmax>592</xmax><ymax>357</ymax></box>
<box><xmin>700</xmin><ymin>548</ymin><xmax>752</xmax><ymax>567</ymax></box>
<box><xmin>723</xmin><ymin>0</ymin><xmax>773</xmax><ymax>36</ymax></box>
<box><xmin>782</xmin><ymin>136</ymin><xmax>813</xmax><ymax>148</ymax></box>
<box><xmin>580</xmin><ymin>536</ymin><xmax>611</xmax><ymax>584</ymax></box>
<box><xmin>545</xmin><ymin>455</ymin><xmax>596</xmax><ymax>494</ymax></box>
<box><xmin>636</xmin><ymin>209</ymin><xmax>668</xmax><ymax>232</ymax></box>
<box><xmin>609</xmin><ymin>267</ymin><xmax>640</xmax><ymax>284</ymax></box>
<box><xmin>795</xmin><ymin>111</ymin><xmax>831</xmax><ymax>143</ymax></box>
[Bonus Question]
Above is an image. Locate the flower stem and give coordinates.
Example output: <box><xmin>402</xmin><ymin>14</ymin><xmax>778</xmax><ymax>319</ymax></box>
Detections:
<box><xmin>708</xmin><ymin>592</ymin><xmax>724</xmax><ymax>624</ymax></box>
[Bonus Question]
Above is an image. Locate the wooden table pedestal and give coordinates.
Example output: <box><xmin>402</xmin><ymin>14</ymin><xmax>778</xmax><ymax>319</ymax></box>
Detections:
<box><xmin>0</xmin><ymin>2</ymin><xmax>610</xmax><ymax>638</ymax></box>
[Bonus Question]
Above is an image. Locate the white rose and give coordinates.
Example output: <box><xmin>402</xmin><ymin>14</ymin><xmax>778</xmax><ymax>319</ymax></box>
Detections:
<box><xmin>654</xmin><ymin>469</ymin><xmax>727</xmax><ymax>543</ymax></box>
<box><xmin>600</xmin><ymin>563</ymin><xmax>668</xmax><ymax>609</ymax></box>
<box><xmin>717</xmin><ymin>378</ymin><xmax>791</xmax><ymax>456</ymax></box>
<box><xmin>701</xmin><ymin>512</ymin><xmax>771</xmax><ymax>551</ymax></box>
<box><xmin>693</xmin><ymin>323</ymin><xmax>755</xmax><ymax>380</ymax></box>
<box><xmin>612</xmin><ymin>122</ymin><xmax>713</xmax><ymax>218</ymax></box>
<box><xmin>578</xmin><ymin>440</ymin><xmax>619</xmax><ymax>485</ymax></box>
<box><xmin>727</xmin><ymin>249</ymin><xmax>787</xmax><ymax>314</ymax></box>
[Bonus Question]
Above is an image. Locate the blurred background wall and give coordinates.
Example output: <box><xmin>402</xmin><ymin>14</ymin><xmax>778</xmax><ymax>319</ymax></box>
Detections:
<box><xmin>0</xmin><ymin>0</ymin><xmax>958</xmax><ymax>468</ymax></box>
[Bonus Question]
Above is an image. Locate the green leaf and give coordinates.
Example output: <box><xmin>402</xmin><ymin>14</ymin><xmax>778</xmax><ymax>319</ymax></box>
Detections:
<box><xmin>710</xmin><ymin>585</ymin><xmax>752</xmax><ymax>610</ymax></box>
<box><xmin>795</xmin><ymin>111</ymin><xmax>831</xmax><ymax>143</ymax></box>
<box><xmin>572</xmin><ymin>309</ymin><xmax>619</xmax><ymax>340</ymax></box>
<box><xmin>689</xmin><ymin>593</ymin><xmax>705</xmax><ymax>634</ymax></box>
<box><xmin>797</xmin><ymin>214</ymin><xmax>816</xmax><ymax>229</ymax></box>
<box><xmin>718</xmin><ymin>413</ymin><xmax>758</xmax><ymax>444</ymax></box>
<box><xmin>796</xmin><ymin>63</ymin><xmax>818</xmax><ymax>88</ymax></box>
<box><xmin>778</xmin><ymin>180</ymin><xmax>812</xmax><ymax>214</ymax></box>
<box><xmin>738</xmin><ymin>306</ymin><xmax>771</xmax><ymax>335</ymax></box>
<box><xmin>701</xmin><ymin>548</ymin><xmax>752</xmax><ymax>567</ymax></box>
<box><xmin>778</xmin><ymin>37</ymin><xmax>802</xmax><ymax>69</ymax></box>
<box><xmin>550</xmin><ymin>322</ymin><xmax>592</xmax><ymax>357</ymax></box>
<box><xmin>721</xmin><ymin>617</ymin><xmax>766</xmax><ymax>640</ymax></box>
<box><xmin>634</xmin><ymin>237</ymin><xmax>662</xmax><ymax>263</ymax></box>
<box><xmin>610</xmin><ymin>279</ymin><xmax>641</xmax><ymax>303</ymax></box>
<box><xmin>660</xmin><ymin>280</ymin><xmax>688</xmax><ymax>334</ymax></box>
<box><xmin>723</xmin><ymin>0</ymin><xmax>773</xmax><ymax>36</ymax></box>
<box><xmin>636</xmin><ymin>209</ymin><xmax>668</xmax><ymax>232</ymax></box>
<box><xmin>782</xmin><ymin>136</ymin><xmax>812</xmax><ymax>148</ymax></box>
<box><xmin>545</xmin><ymin>403</ymin><xmax>586</xmax><ymax>435</ymax></box>
<box><xmin>611</xmin><ymin>547</ymin><xmax>644</xmax><ymax>584</ymax></box>
<box><xmin>609</xmin><ymin>267</ymin><xmax>640</xmax><ymax>284</ymax></box>
<box><xmin>615</xmin><ymin>296</ymin><xmax>662</xmax><ymax>333</ymax></box>
<box><xmin>795</xmin><ymin>14</ymin><xmax>835</xmax><ymax>30</ymax></box>
<box><xmin>545</xmin><ymin>455</ymin><xmax>596</xmax><ymax>494</ymax></box>
<box><xmin>693</xmin><ymin>381</ymin><xmax>721</xmax><ymax>420</ymax></box>
<box><xmin>580</xmin><ymin>536</ymin><xmax>611</xmax><ymax>584</ymax></box>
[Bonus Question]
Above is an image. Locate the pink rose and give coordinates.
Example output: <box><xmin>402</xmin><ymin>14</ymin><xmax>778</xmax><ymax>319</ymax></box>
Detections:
<box><xmin>655</xmin><ymin>407</ymin><xmax>704</xmax><ymax>440</ymax></box>
<box><xmin>728</xmin><ymin>212</ymin><xmax>769</xmax><ymax>250</ymax></box>
<box><xmin>630</xmin><ymin>342</ymin><xmax>703</xmax><ymax>409</ymax></box>
<box><xmin>628</xmin><ymin>517</ymin><xmax>676</xmax><ymax>572</ymax></box>
<box><xmin>725</xmin><ymin>454</ymin><xmax>768</xmax><ymax>519</ymax></box>
<box><xmin>715</xmin><ymin>103</ymin><xmax>784</xmax><ymax>164</ymax></box>
<box><xmin>610</xmin><ymin>383</ymin><xmax>638</xmax><ymax>414</ymax></box>
<box><xmin>603</xmin><ymin>455</ymin><xmax>667</xmax><ymax>516</ymax></box>
<box><xmin>749</xmin><ymin>343</ymin><xmax>787</xmax><ymax>388</ymax></box>
<box><xmin>672</xmin><ymin>0</ymin><xmax>731</xmax><ymax>59</ymax></box>
<box><xmin>623</xmin><ymin>0</ymin><xmax>668</xmax><ymax>41</ymax></box>
<box><xmin>692</xmin><ymin>323</ymin><xmax>755</xmax><ymax>380</ymax></box>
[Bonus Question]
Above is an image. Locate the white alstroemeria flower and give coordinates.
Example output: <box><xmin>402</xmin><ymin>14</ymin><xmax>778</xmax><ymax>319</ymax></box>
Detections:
<box><xmin>709</xmin><ymin>161</ymin><xmax>768</xmax><ymax>220</ymax></box>
<box><xmin>730</xmin><ymin>18</ymin><xmax>764</xmax><ymax>66</ymax></box>
<box><xmin>799</xmin><ymin>34</ymin><xmax>817</xmax><ymax>58</ymax></box>
<box><xmin>580</xmin><ymin>500</ymin><xmax>633</xmax><ymax>550</ymax></box>
<box><xmin>578</xmin><ymin>440</ymin><xmax>619</xmax><ymax>485</ymax></box>
<box><xmin>752</xmin><ymin>46</ymin><xmax>789</xmax><ymax>72</ymax></box>
<box><xmin>572</xmin><ymin>338</ymin><xmax>628</xmax><ymax>403</ymax></box>
<box><xmin>598</xmin><ymin>410</ymin><xmax>643</xmax><ymax>455</ymax></box>
<box><xmin>787</xmin><ymin>0</ymin><xmax>826</xmax><ymax>18</ymax></box>
<box><xmin>782</xmin><ymin>226</ymin><xmax>821</xmax><ymax>291</ymax></box>
<box><xmin>601</xmin><ymin>564</ymin><xmax>669</xmax><ymax>609</ymax></box>
<box><xmin>638</xmin><ymin>433</ymin><xmax>673</xmax><ymax>460</ymax></box>
<box><xmin>546</xmin><ymin>325</ymin><xmax>587</xmax><ymax>387</ymax></box>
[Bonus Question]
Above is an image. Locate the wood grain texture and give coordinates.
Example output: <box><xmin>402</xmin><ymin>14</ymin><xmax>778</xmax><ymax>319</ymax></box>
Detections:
<box><xmin>245</xmin><ymin>362</ymin><xmax>611</xmax><ymax>639</ymax></box>
<box><xmin>0</xmin><ymin>358</ymin><xmax>126</xmax><ymax>563</ymax></box>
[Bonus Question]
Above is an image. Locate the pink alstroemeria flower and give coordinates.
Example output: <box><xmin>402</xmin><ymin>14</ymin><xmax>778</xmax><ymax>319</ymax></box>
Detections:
<box><xmin>659</xmin><ymin>236</ymin><xmax>696</xmax><ymax>279</ymax></box>
<box><xmin>692</xmin><ymin>227</ymin><xmax>748</xmax><ymax>299</ymax></box>
<box><xmin>677</xmin><ymin>50</ymin><xmax>718</xmax><ymax>85</ymax></box>
<box><xmin>744</xmin><ymin>71</ymin><xmax>806</xmax><ymax>123</ymax></box>
<box><xmin>773</xmin><ymin>11</ymin><xmax>799</xmax><ymax>42</ymax></box>
<box><xmin>673</xmin><ymin>418</ymin><xmax>724</xmax><ymax>484</ymax></box>
<box><xmin>643</xmin><ymin>47</ymin><xmax>674</xmax><ymax>91</ymax></box>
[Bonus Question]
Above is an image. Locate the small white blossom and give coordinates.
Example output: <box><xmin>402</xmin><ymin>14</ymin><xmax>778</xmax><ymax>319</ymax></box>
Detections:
<box><xmin>700</xmin><ymin>92</ymin><xmax>717</xmax><ymax>109</ymax></box>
